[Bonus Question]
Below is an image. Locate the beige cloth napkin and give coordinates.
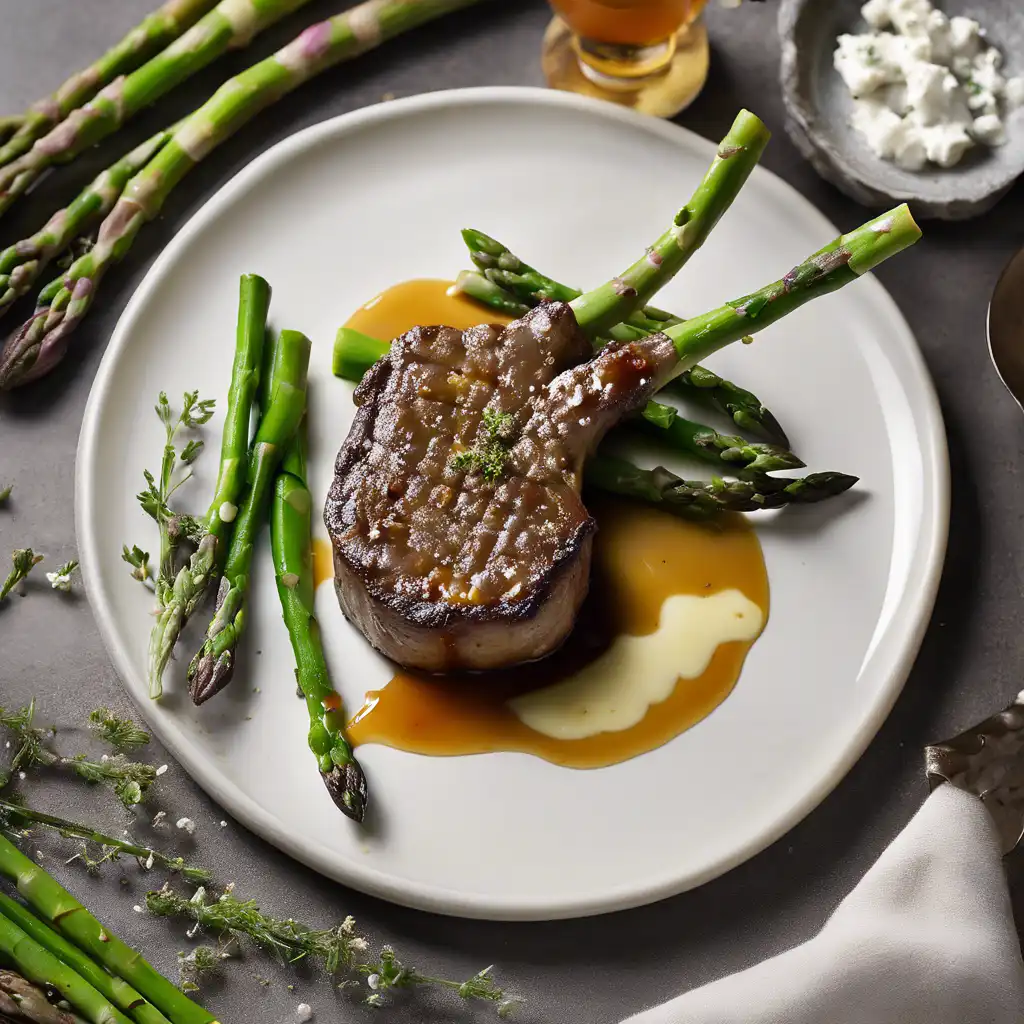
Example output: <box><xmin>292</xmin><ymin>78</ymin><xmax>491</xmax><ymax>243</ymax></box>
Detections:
<box><xmin>625</xmin><ymin>786</ymin><xmax>1024</xmax><ymax>1024</ymax></box>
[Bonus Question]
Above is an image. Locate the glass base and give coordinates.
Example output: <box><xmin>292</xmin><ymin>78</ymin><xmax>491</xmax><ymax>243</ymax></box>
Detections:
<box><xmin>541</xmin><ymin>14</ymin><xmax>709</xmax><ymax>119</ymax></box>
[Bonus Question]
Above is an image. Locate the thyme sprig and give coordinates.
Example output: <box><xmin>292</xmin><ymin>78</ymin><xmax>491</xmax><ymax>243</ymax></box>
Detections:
<box><xmin>0</xmin><ymin>702</ymin><xmax>156</xmax><ymax>806</ymax></box>
<box><xmin>147</xmin><ymin>885</ymin><xmax>516</xmax><ymax>1013</ymax></box>
<box><xmin>130</xmin><ymin>390</ymin><xmax>214</xmax><ymax>601</ymax></box>
<box><xmin>0</xmin><ymin>549</ymin><xmax>43</xmax><ymax>601</ymax></box>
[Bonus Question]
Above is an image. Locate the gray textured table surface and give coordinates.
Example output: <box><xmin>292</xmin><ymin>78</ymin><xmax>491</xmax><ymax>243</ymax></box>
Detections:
<box><xmin>2</xmin><ymin>2</ymin><xmax>1023</xmax><ymax>1022</ymax></box>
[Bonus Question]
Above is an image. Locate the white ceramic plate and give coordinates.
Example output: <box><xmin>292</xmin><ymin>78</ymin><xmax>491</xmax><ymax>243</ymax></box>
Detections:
<box><xmin>77</xmin><ymin>87</ymin><xmax>948</xmax><ymax>921</ymax></box>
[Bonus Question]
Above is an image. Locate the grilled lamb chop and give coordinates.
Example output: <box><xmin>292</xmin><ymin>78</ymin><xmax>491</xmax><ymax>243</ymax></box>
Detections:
<box><xmin>324</xmin><ymin>302</ymin><xmax>677</xmax><ymax>672</ymax></box>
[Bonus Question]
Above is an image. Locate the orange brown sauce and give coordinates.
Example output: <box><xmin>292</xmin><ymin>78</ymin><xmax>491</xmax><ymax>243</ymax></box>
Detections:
<box><xmin>325</xmin><ymin>279</ymin><xmax>769</xmax><ymax>769</ymax></box>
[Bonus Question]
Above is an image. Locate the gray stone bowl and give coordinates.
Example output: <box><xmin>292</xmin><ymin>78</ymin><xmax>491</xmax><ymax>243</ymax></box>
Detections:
<box><xmin>779</xmin><ymin>0</ymin><xmax>1024</xmax><ymax>220</ymax></box>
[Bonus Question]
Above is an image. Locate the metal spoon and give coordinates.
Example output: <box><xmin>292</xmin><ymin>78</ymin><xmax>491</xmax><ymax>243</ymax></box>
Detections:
<box><xmin>988</xmin><ymin>246</ymin><xmax>1024</xmax><ymax>410</ymax></box>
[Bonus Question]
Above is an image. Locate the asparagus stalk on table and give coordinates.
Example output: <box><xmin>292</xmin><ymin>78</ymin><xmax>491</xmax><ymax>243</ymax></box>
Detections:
<box><xmin>460</xmin><ymin>228</ymin><xmax>789</xmax><ymax>443</ymax></box>
<box><xmin>0</xmin><ymin>0</ymin><xmax>315</xmax><ymax>220</ymax></box>
<box><xmin>0</xmin><ymin>117</ymin><xmax>25</xmax><ymax>143</ymax></box>
<box><xmin>271</xmin><ymin>423</ymin><xmax>368</xmax><ymax>822</ymax></box>
<box><xmin>188</xmin><ymin>329</ymin><xmax>310</xmax><ymax>705</ymax></box>
<box><xmin>0</xmin><ymin>127</ymin><xmax>177</xmax><ymax>320</ymax></box>
<box><xmin>0</xmin><ymin>0</ymin><xmax>486</xmax><ymax>390</ymax></box>
<box><xmin>0</xmin><ymin>895</ymin><xmax>170</xmax><ymax>1024</ymax></box>
<box><xmin>0</xmin><ymin>907</ymin><xmax>135</xmax><ymax>1024</ymax></box>
<box><xmin>0</xmin><ymin>836</ymin><xmax>219</xmax><ymax>1024</ymax></box>
<box><xmin>0</xmin><ymin>0</ymin><xmax>218</xmax><ymax>172</ymax></box>
<box><xmin>147</xmin><ymin>274</ymin><xmax>270</xmax><ymax>699</ymax></box>
<box><xmin>332</xmin><ymin>327</ymin><xmax>852</xmax><ymax>513</ymax></box>
<box><xmin>0</xmin><ymin>969</ymin><xmax>84</xmax><ymax>1024</ymax></box>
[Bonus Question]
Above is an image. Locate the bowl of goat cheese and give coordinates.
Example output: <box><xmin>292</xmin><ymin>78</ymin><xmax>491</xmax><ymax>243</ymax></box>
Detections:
<box><xmin>779</xmin><ymin>0</ymin><xmax>1024</xmax><ymax>219</ymax></box>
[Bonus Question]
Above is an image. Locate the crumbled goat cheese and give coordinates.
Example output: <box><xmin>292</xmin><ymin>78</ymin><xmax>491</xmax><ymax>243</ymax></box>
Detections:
<box><xmin>175</xmin><ymin>817</ymin><xmax>196</xmax><ymax>834</ymax></box>
<box><xmin>834</xmin><ymin>0</ymin><xmax>1022</xmax><ymax>170</ymax></box>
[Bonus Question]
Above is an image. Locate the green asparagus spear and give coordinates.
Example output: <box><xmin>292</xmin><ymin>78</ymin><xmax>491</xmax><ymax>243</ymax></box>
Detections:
<box><xmin>0</xmin><ymin>836</ymin><xmax>218</xmax><ymax>1024</ymax></box>
<box><xmin>659</xmin><ymin>206</ymin><xmax>922</xmax><ymax>373</ymax></box>
<box><xmin>0</xmin><ymin>117</ymin><xmax>25</xmax><ymax>143</ymax></box>
<box><xmin>272</xmin><ymin>424</ymin><xmax>368</xmax><ymax>821</ymax></box>
<box><xmin>333</xmin><ymin>327</ymin><xmax>801</xmax><ymax>476</ymax></box>
<box><xmin>0</xmin><ymin>127</ymin><xmax>176</xmax><ymax>320</ymax></box>
<box><xmin>452</xmin><ymin>270</ymin><xmax>531</xmax><ymax>318</ymax></box>
<box><xmin>0</xmin><ymin>0</ymin><xmax>218</xmax><ymax>172</ymax></box>
<box><xmin>639</xmin><ymin>401</ymin><xmax>802</xmax><ymax>475</ymax></box>
<box><xmin>147</xmin><ymin>274</ymin><xmax>270</xmax><ymax>699</ymax></box>
<box><xmin>586</xmin><ymin>455</ymin><xmax>857</xmax><ymax>519</ymax></box>
<box><xmin>568</xmin><ymin>110</ymin><xmax>771</xmax><ymax>339</ymax></box>
<box><xmin>0</xmin><ymin>894</ymin><xmax>172</xmax><ymax>1024</ymax></box>
<box><xmin>0</xmin><ymin>0</ymin><xmax>485</xmax><ymax>389</ymax></box>
<box><xmin>460</xmin><ymin>227</ymin><xmax>788</xmax><ymax>443</ymax></box>
<box><xmin>188</xmin><ymin>329</ymin><xmax>310</xmax><ymax>704</ymax></box>
<box><xmin>0</xmin><ymin>0</ymin><xmax>315</xmax><ymax>219</ymax></box>
<box><xmin>0</xmin><ymin>909</ymin><xmax>134</xmax><ymax>1024</ymax></box>
<box><xmin>0</xmin><ymin>968</ymin><xmax>83</xmax><ymax>1024</ymax></box>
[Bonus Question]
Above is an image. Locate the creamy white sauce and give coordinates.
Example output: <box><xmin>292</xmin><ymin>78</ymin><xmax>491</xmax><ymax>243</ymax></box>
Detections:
<box><xmin>509</xmin><ymin>589</ymin><xmax>764</xmax><ymax>740</ymax></box>
<box><xmin>834</xmin><ymin>0</ymin><xmax>1023</xmax><ymax>170</ymax></box>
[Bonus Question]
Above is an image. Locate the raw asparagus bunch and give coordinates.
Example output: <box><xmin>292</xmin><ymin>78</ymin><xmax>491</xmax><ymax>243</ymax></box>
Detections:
<box><xmin>271</xmin><ymin>424</ymin><xmax>368</xmax><ymax>821</ymax></box>
<box><xmin>0</xmin><ymin>968</ymin><xmax>83</xmax><ymax>1024</ymax></box>
<box><xmin>0</xmin><ymin>0</ymin><xmax>218</xmax><ymax>172</ymax></box>
<box><xmin>0</xmin><ymin>128</ymin><xmax>176</xmax><ymax>320</ymax></box>
<box><xmin>332</xmin><ymin>328</ymin><xmax>853</xmax><ymax>515</ymax></box>
<box><xmin>188</xmin><ymin>329</ymin><xmax>311</xmax><ymax>704</ymax></box>
<box><xmin>0</xmin><ymin>836</ymin><xmax>218</xmax><ymax>1024</ymax></box>
<box><xmin>334</xmin><ymin>326</ymin><xmax>802</xmax><ymax>478</ymax></box>
<box><xmin>0</xmin><ymin>895</ymin><xmax>169</xmax><ymax>1024</ymax></box>
<box><xmin>459</xmin><ymin>228</ymin><xmax>788</xmax><ymax>443</ymax></box>
<box><xmin>0</xmin><ymin>909</ymin><xmax>136</xmax><ymax>1024</ymax></box>
<box><xmin>0</xmin><ymin>0</ymin><xmax>315</xmax><ymax>220</ymax></box>
<box><xmin>0</xmin><ymin>0</ymin><xmax>486</xmax><ymax>390</ymax></box>
<box><xmin>148</xmin><ymin>275</ymin><xmax>271</xmax><ymax>699</ymax></box>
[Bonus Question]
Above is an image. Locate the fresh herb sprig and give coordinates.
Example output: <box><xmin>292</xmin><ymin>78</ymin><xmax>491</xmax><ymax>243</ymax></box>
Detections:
<box><xmin>131</xmin><ymin>390</ymin><xmax>214</xmax><ymax>602</ymax></box>
<box><xmin>0</xmin><ymin>548</ymin><xmax>43</xmax><ymax>601</ymax></box>
<box><xmin>0</xmin><ymin>702</ymin><xmax>156</xmax><ymax>806</ymax></box>
<box><xmin>88</xmin><ymin>707</ymin><xmax>150</xmax><ymax>752</ymax></box>
<box><xmin>0</xmin><ymin>797</ymin><xmax>209</xmax><ymax>883</ymax></box>
<box><xmin>146</xmin><ymin>885</ymin><xmax>516</xmax><ymax>1013</ymax></box>
<box><xmin>451</xmin><ymin>408</ymin><xmax>516</xmax><ymax>483</ymax></box>
<box><xmin>45</xmin><ymin>559</ymin><xmax>78</xmax><ymax>592</ymax></box>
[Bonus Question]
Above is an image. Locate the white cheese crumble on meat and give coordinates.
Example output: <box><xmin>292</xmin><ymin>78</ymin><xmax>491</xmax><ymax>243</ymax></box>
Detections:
<box><xmin>834</xmin><ymin>0</ymin><xmax>1022</xmax><ymax>170</ymax></box>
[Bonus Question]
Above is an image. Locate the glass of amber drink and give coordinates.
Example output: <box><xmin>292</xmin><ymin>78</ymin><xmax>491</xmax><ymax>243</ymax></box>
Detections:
<box><xmin>543</xmin><ymin>0</ymin><xmax>710</xmax><ymax>118</ymax></box>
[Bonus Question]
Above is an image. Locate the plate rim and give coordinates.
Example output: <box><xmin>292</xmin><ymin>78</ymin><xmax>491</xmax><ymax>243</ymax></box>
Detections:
<box><xmin>76</xmin><ymin>85</ymin><xmax>951</xmax><ymax>920</ymax></box>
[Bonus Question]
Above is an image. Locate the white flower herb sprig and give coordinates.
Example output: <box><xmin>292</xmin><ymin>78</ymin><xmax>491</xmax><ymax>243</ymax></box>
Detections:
<box><xmin>126</xmin><ymin>390</ymin><xmax>215</xmax><ymax>603</ymax></box>
<box><xmin>146</xmin><ymin>885</ymin><xmax>517</xmax><ymax>1015</ymax></box>
<box><xmin>46</xmin><ymin>559</ymin><xmax>78</xmax><ymax>592</ymax></box>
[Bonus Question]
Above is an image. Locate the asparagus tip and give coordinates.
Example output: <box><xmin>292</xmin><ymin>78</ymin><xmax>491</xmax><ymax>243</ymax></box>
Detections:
<box><xmin>188</xmin><ymin>651</ymin><xmax>234</xmax><ymax>706</ymax></box>
<box><xmin>322</xmin><ymin>760</ymin><xmax>369</xmax><ymax>823</ymax></box>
